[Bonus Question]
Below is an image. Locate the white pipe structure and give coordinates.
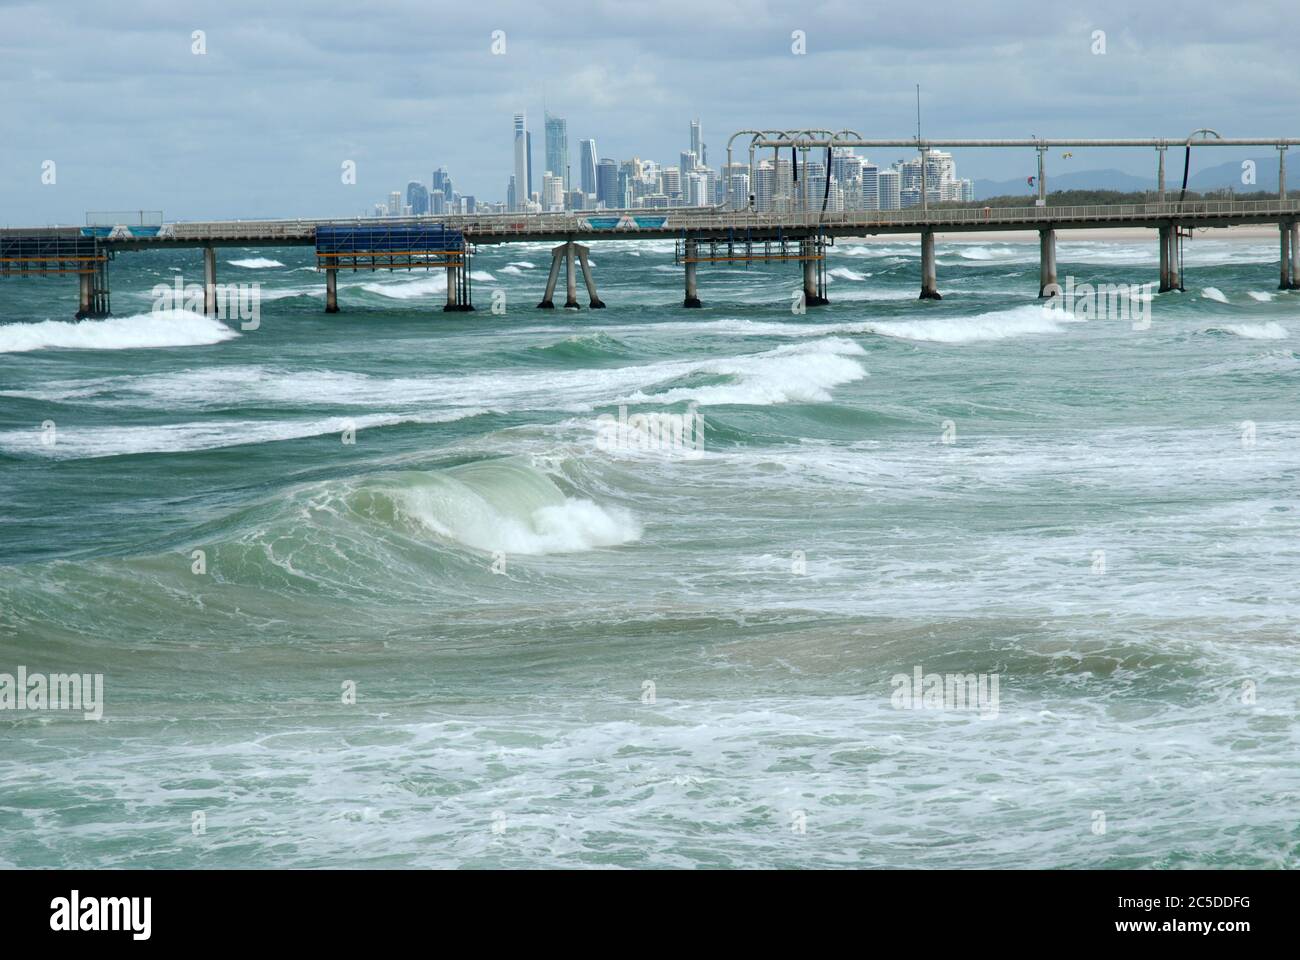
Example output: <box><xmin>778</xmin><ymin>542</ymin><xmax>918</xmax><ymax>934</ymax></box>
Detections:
<box><xmin>750</xmin><ymin>137</ymin><xmax>1300</xmax><ymax>148</ymax></box>
<box><xmin>725</xmin><ymin>129</ymin><xmax>862</xmax><ymax>211</ymax></box>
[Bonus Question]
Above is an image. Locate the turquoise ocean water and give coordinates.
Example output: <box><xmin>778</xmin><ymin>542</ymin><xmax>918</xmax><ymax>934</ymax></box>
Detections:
<box><xmin>0</xmin><ymin>234</ymin><xmax>1296</xmax><ymax>868</ymax></box>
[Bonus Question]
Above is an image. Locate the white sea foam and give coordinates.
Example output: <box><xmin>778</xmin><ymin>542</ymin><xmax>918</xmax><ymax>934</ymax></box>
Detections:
<box><xmin>499</xmin><ymin>265</ymin><xmax>524</xmax><ymax>275</ymax></box>
<box><xmin>954</xmin><ymin>245</ymin><xmax>1019</xmax><ymax>261</ymax></box>
<box><xmin>1248</xmin><ymin>291</ymin><xmax>1274</xmax><ymax>302</ymax></box>
<box><xmin>360</xmin><ymin>270</ymin><xmax>495</xmax><ymax>298</ymax></box>
<box><xmin>227</xmin><ymin>257</ymin><xmax>285</xmax><ymax>269</ymax></box>
<box><xmin>1201</xmin><ymin>287</ymin><xmax>1229</xmax><ymax>303</ymax></box>
<box><xmin>1209</xmin><ymin>322</ymin><xmax>1289</xmax><ymax>340</ymax></box>
<box><xmin>0</xmin><ymin>409</ymin><xmax>485</xmax><ymax>459</ymax></box>
<box><xmin>862</xmin><ymin>304</ymin><xmax>1067</xmax><ymax>343</ymax></box>
<box><xmin>0</xmin><ymin>310</ymin><xmax>238</xmax><ymax>353</ymax></box>
<box><xmin>827</xmin><ymin>267</ymin><xmax>869</xmax><ymax>281</ymax></box>
<box><xmin>361</xmin><ymin>275</ymin><xmax>447</xmax><ymax>298</ymax></box>
<box><xmin>507</xmin><ymin>261</ymin><xmax>536</xmax><ymax>269</ymax></box>
<box><xmin>618</xmin><ymin>338</ymin><xmax>867</xmax><ymax>407</ymax></box>
<box><xmin>11</xmin><ymin>339</ymin><xmax>868</xmax><ymax>415</ymax></box>
<box><xmin>831</xmin><ymin>287</ymin><xmax>922</xmax><ymax>301</ymax></box>
<box><xmin>516</xmin><ymin>305</ymin><xmax>1069</xmax><ymax>344</ymax></box>
<box><xmin>404</xmin><ymin>490</ymin><xmax>641</xmax><ymax>555</ymax></box>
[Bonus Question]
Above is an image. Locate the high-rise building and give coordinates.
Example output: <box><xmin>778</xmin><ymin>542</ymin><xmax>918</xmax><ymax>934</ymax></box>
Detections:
<box><xmin>723</xmin><ymin>162</ymin><xmax>749</xmax><ymax>208</ymax></box>
<box><xmin>690</xmin><ymin>119</ymin><xmax>702</xmax><ymax>166</ymax></box>
<box><xmin>388</xmin><ymin>191</ymin><xmax>402</xmax><ymax>217</ymax></box>
<box><xmin>578</xmin><ymin>139</ymin><xmax>598</xmax><ymax>196</ymax></box>
<box><xmin>686</xmin><ymin>172</ymin><xmax>709</xmax><ymax>207</ymax></box>
<box><xmin>545</xmin><ymin>114</ymin><xmax>569</xmax><ymax>191</ymax></box>
<box><xmin>877</xmin><ymin>168</ymin><xmax>901</xmax><ymax>210</ymax></box>
<box><xmin>596</xmin><ymin>158</ymin><xmax>620</xmax><ymax>208</ymax></box>
<box><xmin>526</xmin><ymin>131</ymin><xmax>533</xmax><ymax>197</ymax></box>
<box><xmin>830</xmin><ymin>148</ymin><xmax>860</xmax><ymax>184</ymax></box>
<box><xmin>542</xmin><ymin>171</ymin><xmax>565</xmax><ymax>211</ymax></box>
<box><xmin>926</xmin><ymin>150</ymin><xmax>955</xmax><ymax>203</ymax></box>
<box><xmin>406</xmin><ymin>181</ymin><xmax>429</xmax><ymax>216</ymax></box>
<box><xmin>860</xmin><ymin>162</ymin><xmax>880</xmax><ymax>211</ymax></box>
<box><xmin>619</xmin><ymin>160</ymin><xmax>640</xmax><ymax>205</ymax></box>
<box><xmin>753</xmin><ymin>160</ymin><xmax>774</xmax><ymax>211</ymax></box>
<box><xmin>660</xmin><ymin>166</ymin><xmax>681</xmax><ymax>199</ymax></box>
<box><xmin>898</xmin><ymin>157</ymin><xmax>923</xmax><ymax>195</ymax></box>
<box><xmin>802</xmin><ymin>160</ymin><xmax>826</xmax><ymax>211</ymax></box>
<box><xmin>431</xmin><ymin>167</ymin><xmax>453</xmax><ymax>206</ymax></box>
<box><xmin>512</xmin><ymin>114</ymin><xmax>528</xmax><ymax>212</ymax></box>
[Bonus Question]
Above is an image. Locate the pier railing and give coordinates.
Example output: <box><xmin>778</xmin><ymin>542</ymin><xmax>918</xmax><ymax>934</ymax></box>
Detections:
<box><xmin>153</xmin><ymin>198</ymin><xmax>1300</xmax><ymax>243</ymax></box>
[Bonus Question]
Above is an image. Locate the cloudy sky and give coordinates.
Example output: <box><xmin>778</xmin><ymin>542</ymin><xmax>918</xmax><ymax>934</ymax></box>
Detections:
<box><xmin>1</xmin><ymin>0</ymin><xmax>1296</xmax><ymax>223</ymax></box>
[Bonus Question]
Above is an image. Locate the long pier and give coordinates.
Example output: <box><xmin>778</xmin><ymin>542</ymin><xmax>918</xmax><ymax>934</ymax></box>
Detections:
<box><xmin>4</xmin><ymin>177</ymin><xmax>1300</xmax><ymax>317</ymax></box>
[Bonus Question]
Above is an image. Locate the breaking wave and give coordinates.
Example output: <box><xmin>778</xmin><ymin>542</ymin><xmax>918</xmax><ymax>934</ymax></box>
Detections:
<box><xmin>0</xmin><ymin>309</ymin><xmax>238</xmax><ymax>353</ymax></box>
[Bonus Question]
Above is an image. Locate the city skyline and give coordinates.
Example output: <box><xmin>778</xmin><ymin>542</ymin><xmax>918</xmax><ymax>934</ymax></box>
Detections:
<box><xmin>369</xmin><ymin>112</ymin><xmax>978</xmax><ymax>218</ymax></box>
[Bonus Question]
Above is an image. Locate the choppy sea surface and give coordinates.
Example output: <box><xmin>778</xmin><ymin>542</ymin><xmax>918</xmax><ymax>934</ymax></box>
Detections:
<box><xmin>1</xmin><ymin>234</ymin><xmax>1297</xmax><ymax>868</ymax></box>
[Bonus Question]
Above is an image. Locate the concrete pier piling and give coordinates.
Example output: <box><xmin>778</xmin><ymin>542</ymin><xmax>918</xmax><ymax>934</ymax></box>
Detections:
<box><xmin>577</xmin><ymin>246</ymin><xmax>604</xmax><ymax>308</ymax></box>
<box><xmin>1291</xmin><ymin>223</ymin><xmax>1300</xmax><ymax>290</ymax></box>
<box><xmin>802</xmin><ymin>240</ymin><xmax>829</xmax><ymax>306</ymax></box>
<box><xmin>564</xmin><ymin>240</ymin><xmax>579</xmax><ymax>309</ymax></box>
<box><xmin>537</xmin><ymin>241</ymin><xmax>597</xmax><ymax>309</ymax></box>
<box><xmin>1167</xmin><ymin>226</ymin><xmax>1183</xmax><ymax>292</ymax></box>
<box><xmin>203</xmin><ymin>246</ymin><xmax>218</xmax><ymax>317</ymax></box>
<box><xmin>1164</xmin><ymin>226</ymin><xmax>1175</xmax><ymax>290</ymax></box>
<box><xmin>324</xmin><ymin>268</ymin><xmax>339</xmax><ymax>313</ymax></box>
<box><xmin>77</xmin><ymin>273</ymin><xmax>93</xmax><ymax>318</ymax></box>
<box><xmin>444</xmin><ymin>265</ymin><xmax>458</xmax><ymax>311</ymax></box>
<box><xmin>1038</xmin><ymin>228</ymin><xmax>1057</xmax><ymax>298</ymax></box>
<box><xmin>1281</xmin><ymin>224</ymin><xmax>1291</xmax><ymax>290</ymax></box>
<box><xmin>919</xmin><ymin>230</ymin><xmax>941</xmax><ymax>300</ymax></box>
<box><xmin>538</xmin><ymin>248</ymin><xmax>562</xmax><ymax>308</ymax></box>
<box><xmin>683</xmin><ymin>238</ymin><xmax>702</xmax><ymax>308</ymax></box>
<box><xmin>802</xmin><ymin>257</ymin><xmax>817</xmax><ymax>305</ymax></box>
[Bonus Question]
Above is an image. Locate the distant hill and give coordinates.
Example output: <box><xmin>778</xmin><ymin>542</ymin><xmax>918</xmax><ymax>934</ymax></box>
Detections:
<box><xmin>973</xmin><ymin>157</ymin><xmax>1281</xmax><ymax>200</ymax></box>
<box><xmin>1188</xmin><ymin>157</ymin><xmax>1281</xmax><ymax>192</ymax></box>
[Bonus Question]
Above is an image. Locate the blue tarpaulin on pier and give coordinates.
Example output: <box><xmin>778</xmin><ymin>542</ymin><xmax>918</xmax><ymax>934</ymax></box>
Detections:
<box><xmin>314</xmin><ymin>224</ymin><xmax>464</xmax><ymax>254</ymax></box>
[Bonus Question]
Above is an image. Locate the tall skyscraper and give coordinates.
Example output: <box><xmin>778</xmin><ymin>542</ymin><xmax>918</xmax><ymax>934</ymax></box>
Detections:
<box><xmin>690</xmin><ymin>119</ymin><xmax>702</xmax><ymax>165</ymax></box>
<box><xmin>545</xmin><ymin>114</ymin><xmax>569</xmax><ymax>191</ymax></box>
<box><xmin>578</xmin><ymin>139</ymin><xmax>598</xmax><ymax>196</ymax></box>
<box><xmin>406</xmin><ymin>181</ymin><xmax>429</xmax><ymax>216</ymax></box>
<box><xmin>596</xmin><ymin>158</ymin><xmax>619</xmax><ymax>208</ymax></box>
<box><xmin>512</xmin><ymin>114</ymin><xmax>528</xmax><ymax>212</ymax></box>
<box><xmin>526</xmin><ymin>131</ymin><xmax>533</xmax><ymax>198</ymax></box>
<box><xmin>431</xmin><ymin>167</ymin><xmax>453</xmax><ymax>206</ymax></box>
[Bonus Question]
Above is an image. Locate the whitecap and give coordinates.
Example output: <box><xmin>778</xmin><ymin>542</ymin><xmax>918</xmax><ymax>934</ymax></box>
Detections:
<box><xmin>0</xmin><ymin>309</ymin><xmax>238</xmax><ymax>354</ymax></box>
<box><xmin>227</xmin><ymin>257</ymin><xmax>285</xmax><ymax>269</ymax></box>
